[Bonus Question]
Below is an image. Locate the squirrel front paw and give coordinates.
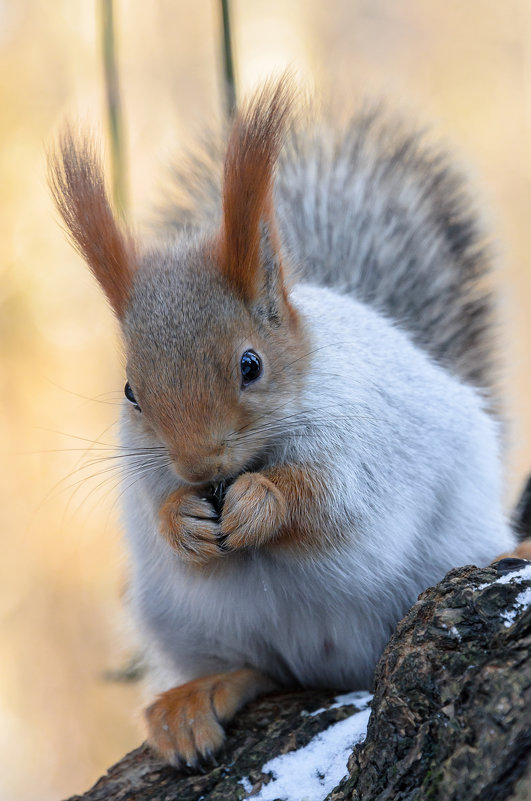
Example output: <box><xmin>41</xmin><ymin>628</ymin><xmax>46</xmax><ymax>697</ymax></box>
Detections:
<box><xmin>220</xmin><ymin>472</ymin><xmax>287</xmax><ymax>550</ymax></box>
<box><xmin>159</xmin><ymin>488</ymin><xmax>224</xmax><ymax>567</ymax></box>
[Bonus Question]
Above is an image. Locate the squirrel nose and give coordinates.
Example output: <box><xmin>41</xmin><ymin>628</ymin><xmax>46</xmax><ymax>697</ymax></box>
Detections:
<box><xmin>170</xmin><ymin>447</ymin><xmax>227</xmax><ymax>484</ymax></box>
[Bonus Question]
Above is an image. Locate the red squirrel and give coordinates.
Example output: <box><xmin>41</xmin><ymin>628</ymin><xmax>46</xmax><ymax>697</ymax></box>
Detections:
<box><xmin>50</xmin><ymin>78</ymin><xmax>515</xmax><ymax>769</ymax></box>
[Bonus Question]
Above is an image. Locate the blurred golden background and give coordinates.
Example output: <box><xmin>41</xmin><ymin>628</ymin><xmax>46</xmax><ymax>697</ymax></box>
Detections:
<box><xmin>0</xmin><ymin>1</ymin><xmax>530</xmax><ymax>799</ymax></box>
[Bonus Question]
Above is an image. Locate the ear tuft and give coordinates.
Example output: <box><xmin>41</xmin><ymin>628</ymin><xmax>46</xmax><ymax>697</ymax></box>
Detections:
<box><xmin>215</xmin><ymin>76</ymin><xmax>293</xmax><ymax>302</ymax></box>
<box><xmin>48</xmin><ymin>127</ymin><xmax>135</xmax><ymax>317</ymax></box>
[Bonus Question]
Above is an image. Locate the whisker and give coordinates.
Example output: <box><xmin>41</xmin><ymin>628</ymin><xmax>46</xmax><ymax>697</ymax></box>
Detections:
<box><xmin>110</xmin><ymin>460</ymin><xmax>173</xmax><ymax>519</ymax></box>
<box><xmin>44</xmin><ymin>378</ymin><xmax>125</xmax><ymax>407</ymax></box>
<box><xmin>41</xmin><ymin>442</ymin><xmax>168</xmax><ymax>516</ymax></box>
<box><xmin>275</xmin><ymin>340</ymin><xmax>351</xmax><ymax>375</ymax></box>
<box><xmin>234</xmin><ymin>396</ymin><xmax>374</xmax><ymax>437</ymax></box>
<box><xmin>232</xmin><ymin>414</ymin><xmax>378</xmax><ymax>444</ymax></box>
<box><xmin>36</xmin><ymin>426</ymin><xmax>166</xmax><ymax>452</ymax></box>
<box><xmin>65</xmin><ymin>455</ymin><xmax>172</xmax><ymax>523</ymax></box>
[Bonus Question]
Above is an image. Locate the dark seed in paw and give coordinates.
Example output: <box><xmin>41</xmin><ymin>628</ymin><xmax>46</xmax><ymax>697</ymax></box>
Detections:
<box><xmin>215</xmin><ymin>534</ymin><xmax>230</xmax><ymax>551</ymax></box>
<box><xmin>209</xmin><ymin>480</ymin><xmax>227</xmax><ymax>517</ymax></box>
<box><xmin>205</xmin><ymin>478</ymin><xmax>234</xmax><ymax>522</ymax></box>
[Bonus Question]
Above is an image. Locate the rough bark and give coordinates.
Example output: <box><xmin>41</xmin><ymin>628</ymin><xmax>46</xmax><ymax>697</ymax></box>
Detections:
<box><xmin>65</xmin><ymin>688</ymin><xmax>359</xmax><ymax>801</ymax></box>
<box><xmin>328</xmin><ymin>559</ymin><xmax>531</xmax><ymax>801</ymax></box>
<box><xmin>65</xmin><ymin>559</ymin><xmax>531</xmax><ymax>801</ymax></box>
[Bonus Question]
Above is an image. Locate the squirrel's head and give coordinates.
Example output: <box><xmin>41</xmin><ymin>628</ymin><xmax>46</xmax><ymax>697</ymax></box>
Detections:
<box><xmin>49</xmin><ymin>78</ymin><xmax>310</xmax><ymax>485</ymax></box>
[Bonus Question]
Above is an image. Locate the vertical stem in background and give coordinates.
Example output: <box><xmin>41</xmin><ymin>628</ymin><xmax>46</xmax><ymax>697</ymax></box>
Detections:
<box><xmin>100</xmin><ymin>0</ymin><xmax>129</xmax><ymax>220</ymax></box>
<box><xmin>220</xmin><ymin>0</ymin><xmax>237</xmax><ymax>117</ymax></box>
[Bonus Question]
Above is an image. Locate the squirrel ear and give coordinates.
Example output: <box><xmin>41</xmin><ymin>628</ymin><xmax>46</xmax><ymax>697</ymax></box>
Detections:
<box><xmin>252</xmin><ymin>219</ymin><xmax>291</xmax><ymax>327</ymax></box>
<box><xmin>48</xmin><ymin>127</ymin><xmax>135</xmax><ymax>318</ymax></box>
<box><xmin>214</xmin><ymin>77</ymin><xmax>293</xmax><ymax>306</ymax></box>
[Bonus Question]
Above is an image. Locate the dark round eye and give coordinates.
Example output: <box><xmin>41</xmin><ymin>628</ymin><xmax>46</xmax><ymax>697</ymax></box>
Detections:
<box><xmin>240</xmin><ymin>350</ymin><xmax>262</xmax><ymax>386</ymax></box>
<box><xmin>124</xmin><ymin>381</ymin><xmax>141</xmax><ymax>411</ymax></box>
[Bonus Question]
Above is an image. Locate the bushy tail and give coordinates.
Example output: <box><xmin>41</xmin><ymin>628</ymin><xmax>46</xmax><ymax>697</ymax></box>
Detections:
<box><xmin>275</xmin><ymin>109</ymin><xmax>496</xmax><ymax>394</ymax></box>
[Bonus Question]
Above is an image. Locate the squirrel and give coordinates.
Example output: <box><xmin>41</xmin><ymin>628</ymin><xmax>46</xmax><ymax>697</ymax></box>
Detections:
<box><xmin>49</xmin><ymin>77</ymin><xmax>517</xmax><ymax>770</ymax></box>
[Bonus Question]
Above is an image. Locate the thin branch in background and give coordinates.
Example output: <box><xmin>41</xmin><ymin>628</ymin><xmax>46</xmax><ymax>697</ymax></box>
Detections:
<box><xmin>100</xmin><ymin>0</ymin><xmax>129</xmax><ymax>220</ymax></box>
<box><xmin>220</xmin><ymin>0</ymin><xmax>237</xmax><ymax>117</ymax></box>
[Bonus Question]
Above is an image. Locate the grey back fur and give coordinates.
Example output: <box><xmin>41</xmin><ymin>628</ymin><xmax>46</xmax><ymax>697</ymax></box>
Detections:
<box><xmin>158</xmin><ymin>107</ymin><xmax>494</xmax><ymax>394</ymax></box>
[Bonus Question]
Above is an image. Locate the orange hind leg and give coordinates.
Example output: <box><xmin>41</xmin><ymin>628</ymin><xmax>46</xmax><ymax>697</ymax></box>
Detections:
<box><xmin>145</xmin><ymin>668</ymin><xmax>276</xmax><ymax>771</ymax></box>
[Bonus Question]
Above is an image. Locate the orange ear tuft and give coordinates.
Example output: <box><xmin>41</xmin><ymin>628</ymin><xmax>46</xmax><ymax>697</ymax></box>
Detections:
<box><xmin>215</xmin><ymin>77</ymin><xmax>293</xmax><ymax>302</ymax></box>
<box><xmin>48</xmin><ymin>127</ymin><xmax>135</xmax><ymax>317</ymax></box>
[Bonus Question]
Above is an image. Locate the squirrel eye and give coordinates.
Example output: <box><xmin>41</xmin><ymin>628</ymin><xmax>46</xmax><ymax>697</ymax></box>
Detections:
<box><xmin>240</xmin><ymin>350</ymin><xmax>262</xmax><ymax>386</ymax></box>
<box><xmin>124</xmin><ymin>381</ymin><xmax>141</xmax><ymax>412</ymax></box>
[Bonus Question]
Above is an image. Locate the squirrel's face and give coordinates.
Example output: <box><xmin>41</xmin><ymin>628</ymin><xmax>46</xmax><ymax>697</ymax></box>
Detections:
<box><xmin>121</xmin><ymin>243</ymin><xmax>309</xmax><ymax>486</ymax></box>
<box><xmin>49</xmin><ymin>78</ymin><xmax>301</xmax><ymax>487</ymax></box>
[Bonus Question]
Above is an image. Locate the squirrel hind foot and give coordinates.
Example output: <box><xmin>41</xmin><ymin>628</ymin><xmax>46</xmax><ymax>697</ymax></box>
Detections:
<box><xmin>145</xmin><ymin>668</ymin><xmax>276</xmax><ymax>770</ymax></box>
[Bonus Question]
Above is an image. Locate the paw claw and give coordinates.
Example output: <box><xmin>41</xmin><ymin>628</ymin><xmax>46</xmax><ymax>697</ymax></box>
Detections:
<box><xmin>204</xmin><ymin>749</ymin><xmax>219</xmax><ymax>768</ymax></box>
<box><xmin>167</xmin><ymin>753</ymin><xmax>185</xmax><ymax>772</ymax></box>
<box><xmin>196</xmin><ymin>749</ymin><xmax>218</xmax><ymax>772</ymax></box>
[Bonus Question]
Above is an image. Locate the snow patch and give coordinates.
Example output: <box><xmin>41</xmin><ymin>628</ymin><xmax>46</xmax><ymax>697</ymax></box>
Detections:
<box><xmin>308</xmin><ymin>690</ymin><xmax>373</xmax><ymax>717</ymax></box>
<box><xmin>239</xmin><ymin>776</ymin><xmax>254</xmax><ymax>794</ymax></box>
<box><xmin>500</xmin><ymin>586</ymin><xmax>531</xmax><ymax>628</ymax></box>
<box><xmin>242</xmin><ymin>705</ymin><xmax>372</xmax><ymax>801</ymax></box>
<box><xmin>475</xmin><ymin>564</ymin><xmax>531</xmax><ymax>627</ymax></box>
<box><xmin>477</xmin><ymin>564</ymin><xmax>531</xmax><ymax>590</ymax></box>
